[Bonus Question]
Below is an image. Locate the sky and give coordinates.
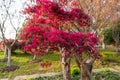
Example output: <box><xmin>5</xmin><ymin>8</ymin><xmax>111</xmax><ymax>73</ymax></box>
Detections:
<box><xmin>0</xmin><ymin>0</ymin><xmax>30</xmax><ymax>41</ymax></box>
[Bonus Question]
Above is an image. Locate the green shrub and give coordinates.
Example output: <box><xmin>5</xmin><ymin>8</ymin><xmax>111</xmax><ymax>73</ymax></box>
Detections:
<box><xmin>104</xmin><ymin>23</ymin><xmax>120</xmax><ymax>45</ymax></box>
<box><xmin>71</xmin><ymin>67</ymin><xmax>80</xmax><ymax>77</ymax></box>
<box><xmin>104</xmin><ymin>28</ymin><xmax>114</xmax><ymax>45</ymax></box>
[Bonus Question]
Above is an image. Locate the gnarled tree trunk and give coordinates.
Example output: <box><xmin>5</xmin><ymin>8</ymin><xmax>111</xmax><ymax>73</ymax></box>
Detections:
<box><xmin>80</xmin><ymin>60</ymin><xmax>93</xmax><ymax>80</ymax></box>
<box><xmin>75</xmin><ymin>54</ymin><xmax>95</xmax><ymax>80</ymax></box>
<box><xmin>61</xmin><ymin>54</ymin><xmax>71</xmax><ymax>80</ymax></box>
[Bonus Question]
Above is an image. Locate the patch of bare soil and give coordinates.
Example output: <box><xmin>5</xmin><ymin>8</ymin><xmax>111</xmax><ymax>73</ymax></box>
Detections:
<box><xmin>27</xmin><ymin>59</ymin><xmax>43</xmax><ymax>63</ymax></box>
<box><xmin>0</xmin><ymin>65</ymin><xmax>19</xmax><ymax>73</ymax></box>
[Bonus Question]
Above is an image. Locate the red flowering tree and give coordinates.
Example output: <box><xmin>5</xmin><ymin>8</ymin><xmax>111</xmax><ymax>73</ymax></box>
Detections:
<box><xmin>21</xmin><ymin>0</ymin><xmax>101</xmax><ymax>80</ymax></box>
<box><xmin>47</xmin><ymin>29</ymin><xmax>100</xmax><ymax>80</ymax></box>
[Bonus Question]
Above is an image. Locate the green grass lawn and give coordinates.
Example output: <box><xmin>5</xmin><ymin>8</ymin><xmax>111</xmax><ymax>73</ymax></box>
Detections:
<box><xmin>0</xmin><ymin>50</ymin><xmax>120</xmax><ymax>79</ymax></box>
<box><xmin>0</xmin><ymin>51</ymin><xmax>63</xmax><ymax>79</ymax></box>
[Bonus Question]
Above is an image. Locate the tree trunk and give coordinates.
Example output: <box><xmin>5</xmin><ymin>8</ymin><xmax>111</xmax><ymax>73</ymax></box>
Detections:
<box><xmin>80</xmin><ymin>62</ymin><xmax>93</xmax><ymax>80</ymax></box>
<box><xmin>7</xmin><ymin>47</ymin><xmax>11</xmax><ymax>67</ymax></box>
<box><xmin>75</xmin><ymin>55</ymin><xmax>94</xmax><ymax>80</ymax></box>
<box><xmin>61</xmin><ymin>55</ymin><xmax>71</xmax><ymax>80</ymax></box>
<box><xmin>33</xmin><ymin>55</ymin><xmax>37</xmax><ymax>60</ymax></box>
<box><xmin>102</xmin><ymin>42</ymin><xmax>106</xmax><ymax>49</ymax></box>
<box><xmin>115</xmin><ymin>42</ymin><xmax>119</xmax><ymax>56</ymax></box>
<box><xmin>81</xmin><ymin>58</ymin><xmax>94</xmax><ymax>80</ymax></box>
<box><xmin>3</xmin><ymin>46</ymin><xmax>8</xmax><ymax>61</ymax></box>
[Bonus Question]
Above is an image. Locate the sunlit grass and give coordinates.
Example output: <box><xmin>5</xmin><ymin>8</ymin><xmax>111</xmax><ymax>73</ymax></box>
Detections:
<box><xmin>0</xmin><ymin>51</ymin><xmax>62</xmax><ymax>79</ymax></box>
<box><xmin>0</xmin><ymin>49</ymin><xmax>120</xmax><ymax>79</ymax></box>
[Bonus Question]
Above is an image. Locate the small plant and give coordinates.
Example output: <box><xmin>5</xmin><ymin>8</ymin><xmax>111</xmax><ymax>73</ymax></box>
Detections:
<box><xmin>40</xmin><ymin>61</ymin><xmax>52</xmax><ymax>69</ymax></box>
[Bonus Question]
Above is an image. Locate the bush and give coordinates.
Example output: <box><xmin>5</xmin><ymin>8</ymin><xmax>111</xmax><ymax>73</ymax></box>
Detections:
<box><xmin>104</xmin><ymin>26</ymin><xmax>120</xmax><ymax>45</ymax></box>
<box><xmin>71</xmin><ymin>67</ymin><xmax>80</xmax><ymax>77</ymax></box>
<box><xmin>104</xmin><ymin>28</ymin><xmax>114</xmax><ymax>44</ymax></box>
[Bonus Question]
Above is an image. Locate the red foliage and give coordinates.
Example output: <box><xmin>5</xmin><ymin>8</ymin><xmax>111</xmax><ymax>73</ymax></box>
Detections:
<box><xmin>48</xmin><ymin>29</ymin><xmax>99</xmax><ymax>57</ymax></box>
<box><xmin>21</xmin><ymin>26</ymin><xmax>49</xmax><ymax>55</ymax></box>
<box><xmin>23</xmin><ymin>0</ymin><xmax>90</xmax><ymax>27</ymax></box>
<box><xmin>20</xmin><ymin>0</ymin><xmax>100</xmax><ymax>58</ymax></box>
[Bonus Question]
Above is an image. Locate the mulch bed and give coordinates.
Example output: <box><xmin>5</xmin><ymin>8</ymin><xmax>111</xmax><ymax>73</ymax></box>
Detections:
<box><xmin>0</xmin><ymin>65</ymin><xmax>19</xmax><ymax>73</ymax></box>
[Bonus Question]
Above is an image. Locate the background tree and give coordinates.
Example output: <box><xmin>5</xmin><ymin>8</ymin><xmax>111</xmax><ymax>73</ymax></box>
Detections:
<box><xmin>104</xmin><ymin>21</ymin><xmax>120</xmax><ymax>56</ymax></box>
<box><xmin>111</xmin><ymin>0</ymin><xmax>120</xmax><ymax>56</ymax></box>
<box><xmin>104</xmin><ymin>0</ymin><xmax>120</xmax><ymax>55</ymax></box>
<box><xmin>76</xmin><ymin>0</ymin><xmax>120</xmax><ymax>49</ymax></box>
<box><xmin>0</xmin><ymin>0</ymin><xmax>25</xmax><ymax>67</ymax></box>
<box><xmin>112</xmin><ymin>24</ymin><xmax>120</xmax><ymax>56</ymax></box>
<box><xmin>104</xmin><ymin>28</ymin><xmax>114</xmax><ymax>45</ymax></box>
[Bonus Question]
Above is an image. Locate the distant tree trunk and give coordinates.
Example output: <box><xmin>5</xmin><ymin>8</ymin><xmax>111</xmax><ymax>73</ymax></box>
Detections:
<box><xmin>115</xmin><ymin>41</ymin><xmax>119</xmax><ymax>56</ymax></box>
<box><xmin>61</xmin><ymin>55</ymin><xmax>71</xmax><ymax>80</ymax></box>
<box><xmin>3</xmin><ymin>45</ymin><xmax>8</xmax><ymax>61</ymax></box>
<box><xmin>112</xmin><ymin>26</ymin><xmax>120</xmax><ymax>56</ymax></box>
<box><xmin>102</xmin><ymin>41</ymin><xmax>106</xmax><ymax>49</ymax></box>
<box><xmin>7</xmin><ymin>47</ymin><xmax>12</xmax><ymax>67</ymax></box>
<box><xmin>33</xmin><ymin>55</ymin><xmax>37</xmax><ymax>60</ymax></box>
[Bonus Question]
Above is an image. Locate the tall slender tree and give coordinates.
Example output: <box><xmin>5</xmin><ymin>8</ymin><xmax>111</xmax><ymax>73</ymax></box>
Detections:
<box><xmin>0</xmin><ymin>0</ymin><xmax>25</xmax><ymax>66</ymax></box>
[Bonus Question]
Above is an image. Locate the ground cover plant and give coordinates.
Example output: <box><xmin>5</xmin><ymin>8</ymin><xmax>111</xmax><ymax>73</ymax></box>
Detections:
<box><xmin>27</xmin><ymin>70</ymin><xmax>120</xmax><ymax>80</ymax></box>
